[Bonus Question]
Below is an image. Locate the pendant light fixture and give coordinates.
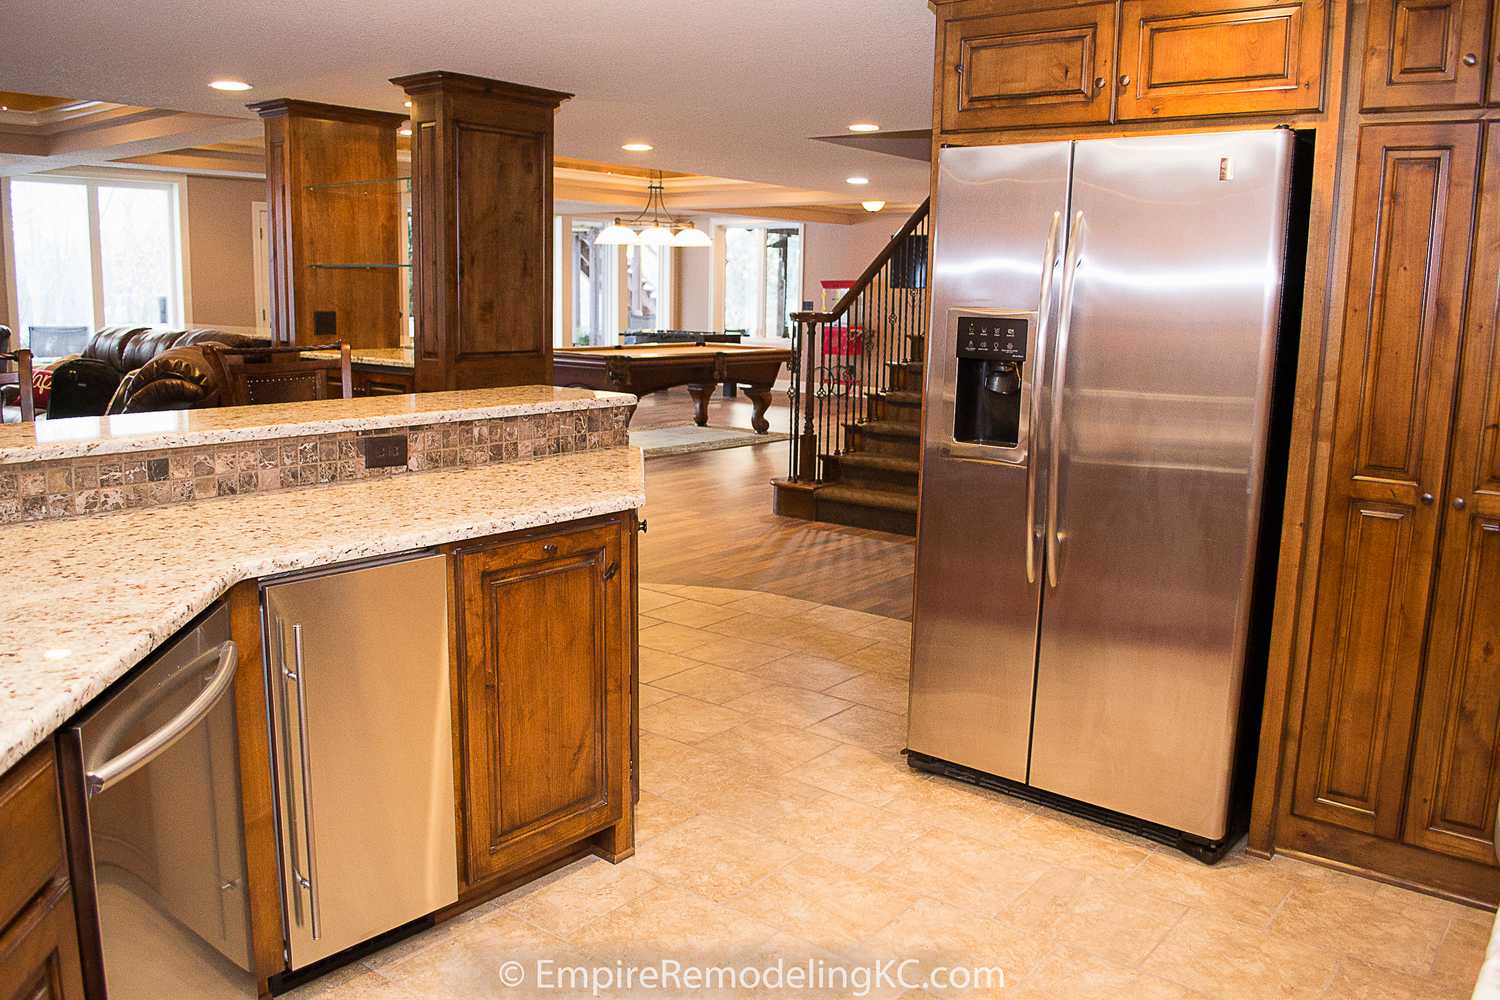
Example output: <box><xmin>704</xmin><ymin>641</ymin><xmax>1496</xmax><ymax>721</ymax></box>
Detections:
<box><xmin>593</xmin><ymin>170</ymin><xmax>709</xmax><ymax>248</ymax></box>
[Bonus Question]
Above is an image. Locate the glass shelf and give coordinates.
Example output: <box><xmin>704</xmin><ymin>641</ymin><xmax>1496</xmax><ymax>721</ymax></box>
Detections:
<box><xmin>305</xmin><ymin>176</ymin><xmax>412</xmax><ymax>192</ymax></box>
<box><xmin>307</xmin><ymin>262</ymin><xmax>412</xmax><ymax>271</ymax></box>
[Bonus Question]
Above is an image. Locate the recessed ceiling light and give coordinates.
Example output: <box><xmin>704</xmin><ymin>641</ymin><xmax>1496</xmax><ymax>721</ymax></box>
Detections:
<box><xmin>622</xmin><ymin>142</ymin><xmax>654</xmax><ymax>153</ymax></box>
<box><xmin>846</xmin><ymin>176</ymin><xmax>870</xmax><ymax>186</ymax></box>
<box><xmin>848</xmin><ymin>122</ymin><xmax>880</xmax><ymax>133</ymax></box>
<box><xmin>209</xmin><ymin>79</ymin><xmax>253</xmax><ymax>92</ymax></box>
<box><xmin>861</xmin><ymin>200</ymin><xmax>886</xmax><ymax>213</ymax></box>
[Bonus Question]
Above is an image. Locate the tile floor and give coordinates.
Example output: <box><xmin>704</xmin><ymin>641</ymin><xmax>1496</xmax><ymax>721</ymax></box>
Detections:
<box><xmin>290</xmin><ymin>585</ymin><xmax>1492</xmax><ymax>999</ymax></box>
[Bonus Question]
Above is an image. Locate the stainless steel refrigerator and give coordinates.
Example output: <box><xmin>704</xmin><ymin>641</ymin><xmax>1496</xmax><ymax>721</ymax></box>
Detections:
<box><xmin>907</xmin><ymin>129</ymin><xmax>1296</xmax><ymax>856</ymax></box>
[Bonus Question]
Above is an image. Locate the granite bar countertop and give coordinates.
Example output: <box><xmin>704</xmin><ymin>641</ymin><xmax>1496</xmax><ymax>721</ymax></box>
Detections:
<box><xmin>303</xmin><ymin>347</ymin><xmax>415</xmax><ymax>370</ymax></box>
<box><xmin>0</xmin><ymin>445</ymin><xmax>645</xmax><ymax>774</ymax></box>
<box><xmin>0</xmin><ymin>386</ymin><xmax>634</xmax><ymax>465</ymax></box>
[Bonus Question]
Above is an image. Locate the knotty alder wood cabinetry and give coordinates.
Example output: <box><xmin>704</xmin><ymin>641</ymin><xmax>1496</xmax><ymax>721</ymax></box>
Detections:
<box><xmin>0</xmin><ymin>748</ymin><xmax>85</xmax><ymax>1000</ymax></box>
<box><xmin>1363</xmin><ymin>0</ymin><xmax>1491</xmax><ymax>109</ymax></box>
<box><xmin>935</xmin><ymin>0</ymin><xmax>1325</xmax><ymax>132</ymax></box>
<box><xmin>452</xmin><ymin>515</ymin><xmax>635</xmax><ymax>889</ymax></box>
<box><xmin>393</xmin><ymin>72</ymin><xmax>572</xmax><ymax>392</ymax></box>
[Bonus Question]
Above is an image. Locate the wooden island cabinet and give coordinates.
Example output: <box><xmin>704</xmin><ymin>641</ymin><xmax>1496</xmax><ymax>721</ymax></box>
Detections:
<box><xmin>0</xmin><ymin>748</ymin><xmax>85</xmax><ymax>1000</ymax></box>
<box><xmin>926</xmin><ymin>0</ymin><xmax>1500</xmax><ymax>904</ymax></box>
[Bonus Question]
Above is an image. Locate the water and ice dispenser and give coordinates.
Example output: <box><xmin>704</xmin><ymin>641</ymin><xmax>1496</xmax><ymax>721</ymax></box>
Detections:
<box><xmin>952</xmin><ymin>313</ymin><xmax>1029</xmax><ymax>448</ymax></box>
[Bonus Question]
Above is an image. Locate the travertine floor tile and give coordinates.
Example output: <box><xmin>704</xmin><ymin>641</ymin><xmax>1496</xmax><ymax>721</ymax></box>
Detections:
<box><xmin>630</xmin><ymin>815</ymin><xmax>802</xmax><ymax>902</ymax></box>
<box><xmin>1269</xmin><ymin>865</ymin><xmax>1455</xmax><ymax>976</ymax></box>
<box><xmin>793</xmin><ymin>604</ymin><xmax>898</xmax><ymax>635</ymax></box>
<box><xmin>638</xmin><ymin>683</ymin><xmax>675</xmax><ymax>708</ymax></box>
<box><xmin>639</xmin><ymin>646</ymin><xmax>701</xmax><ymax>682</ymax></box>
<box><xmin>824</xmin><ymin>672</ymin><xmax>911</xmax><ymax>715</ymax></box>
<box><xmin>877</xmin><ymin>776</ymin><xmax>1034</xmax><ymax>844</ymax></box>
<box><xmin>799</xmin><ymin>744</ymin><xmax>927</xmax><ymax>806</ymax></box>
<box><xmin>696</xmin><ymin>717</ymin><xmax>841</xmax><ymax>773</ymax></box>
<box><xmin>640</xmin><ymin>695</ymin><xmax>747</xmax><ymax>742</ymax></box>
<box><xmin>652</xmin><ymin>663</ymin><xmax>771</xmax><ymax>704</ymax></box>
<box><xmin>639</xmin><ymin>621</ymin><xmax>722</xmax><ymax>654</ymax></box>
<box><xmin>722</xmin><ymin>683</ymin><xmax>852</xmax><ymax>727</ymax></box>
<box><xmin>501</xmin><ymin>856</ymin><xmax>661</xmax><ymax>937</ymax></box>
<box><xmin>836</xmin><ymin>639</ymin><xmax>912</xmax><ymax>677</ymax></box>
<box><xmin>637</xmin><ymin>588</ymin><xmax>685</xmax><ymax>613</ymax></box>
<box><xmin>722</xmin><ymin>591</ymin><xmax>825</xmax><ymax>617</ymax></box>
<box><xmin>684</xmin><ymin>633</ymin><xmax>793</xmax><ymax>669</ymax></box>
<box><xmin>633</xmin><ymin>789</ymin><xmax>702</xmax><ymax>843</ymax></box>
<box><xmin>725</xmin><ymin>855</ymin><xmax>918</xmax><ymax>954</ymax></box>
<box><xmin>742</xmin><ymin>652</ymin><xmax>864</xmax><ymax>691</ymax></box>
<box><xmin>1111</xmin><ymin>844</ymin><xmax>1304</xmax><ymax>929</ymax></box>
<box><xmin>1142</xmin><ymin>910</ymin><xmax>1339</xmax><ymax>999</ymax></box>
<box><xmin>808</xmin><ymin>703</ymin><xmax>908</xmax><ymax>753</ymax></box>
<box><xmin>650</xmin><ymin>598</ymin><xmax>746</xmax><ymax>628</ymax></box>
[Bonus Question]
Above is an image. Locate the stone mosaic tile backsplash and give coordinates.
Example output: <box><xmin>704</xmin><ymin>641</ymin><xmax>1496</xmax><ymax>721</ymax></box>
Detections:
<box><xmin>1</xmin><ymin>406</ymin><xmax>631</xmax><ymax>525</ymax></box>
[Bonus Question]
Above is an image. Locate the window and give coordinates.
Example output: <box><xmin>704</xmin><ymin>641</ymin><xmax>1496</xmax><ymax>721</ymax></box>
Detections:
<box><xmin>554</xmin><ymin>217</ymin><xmax>675</xmax><ymax>346</ymax></box>
<box><xmin>5</xmin><ymin>174</ymin><xmax>185</xmax><ymax>351</ymax></box>
<box><xmin>721</xmin><ymin>224</ymin><xmax>802</xmax><ymax>340</ymax></box>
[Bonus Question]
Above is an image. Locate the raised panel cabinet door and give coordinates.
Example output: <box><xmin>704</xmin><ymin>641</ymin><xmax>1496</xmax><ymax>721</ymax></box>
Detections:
<box><xmin>940</xmin><ymin>2</ymin><xmax>1115</xmax><ymax>132</ymax></box>
<box><xmin>1403</xmin><ymin>125</ymin><xmax>1500</xmax><ymax>866</ymax></box>
<box><xmin>0</xmin><ymin>882</ymin><xmax>86</xmax><ymax>1000</ymax></box>
<box><xmin>1116</xmin><ymin>0</ymin><xmax>1326</xmax><ymax>119</ymax></box>
<box><xmin>1291</xmin><ymin>123</ymin><xmax>1479</xmax><ymax>840</ymax></box>
<box><xmin>455</xmin><ymin>522</ymin><xmax>627</xmax><ymax>886</ymax></box>
<box><xmin>1363</xmin><ymin>0</ymin><xmax>1490</xmax><ymax>110</ymax></box>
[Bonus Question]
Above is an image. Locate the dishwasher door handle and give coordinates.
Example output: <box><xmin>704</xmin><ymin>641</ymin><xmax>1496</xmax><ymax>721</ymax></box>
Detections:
<box><xmin>86</xmin><ymin>641</ymin><xmax>238</xmax><ymax>797</ymax></box>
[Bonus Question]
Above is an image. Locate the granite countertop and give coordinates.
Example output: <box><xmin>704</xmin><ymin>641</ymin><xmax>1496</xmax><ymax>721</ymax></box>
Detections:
<box><xmin>303</xmin><ymin>347</ymin><xmax>415</xmax><ymax>370</ymax></box>
<box><xmin>0</xmin><ymin>386</ymin><xmax>635</xmax><ymax>465</ymax></box>
<box><xmin>0</xmin><ymin>446</ymin><xmax>645</xmax><ymax>774</ymax></box>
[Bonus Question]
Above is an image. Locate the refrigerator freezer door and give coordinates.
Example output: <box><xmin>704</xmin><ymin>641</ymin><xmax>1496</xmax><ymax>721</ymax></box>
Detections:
<box><xmin>264</xmin><ymin>553</ymin><xmax>459</xmax><ymax>969</ymax></box>
<box><xmin>1029</xmin><ymin>129</ymin><xmax>1293</xmax><ymax>838</ymax></box>
<box><xmin>909</xmin><ymin>141</ymin><xmax>1072</xmax><ymax>781</ymax></box>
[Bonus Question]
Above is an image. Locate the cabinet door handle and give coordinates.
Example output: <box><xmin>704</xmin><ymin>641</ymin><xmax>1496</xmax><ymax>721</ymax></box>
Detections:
<box><xmin>1464</xmin><ymin>53</ymin><xmax>1479</xmax><ymax>66</ymax></box>
<box><xmin>1420</xmin><ymin>493</ymin><xmax>1435</xmax><ymax>505</ymax></box>
<box><xmin>543</xmin><ymin>543</ymin><xmax>559</xmax><ymax>555</ymax></box>
<box><xmin>603</xmin><ymin>562</ymin><xmax>619</xmax><ymax>582</ymax></box>
<box><xmin>1119</xmin><ymin>74</ymin><xmax>1131</xmax><ymax>87</ymax></box>
<box><xmin>1094</xmin><ymin>76</ymin><xmax>1106</xmax><ymax>92</ymax></box>
<box><xmin>1454</xmin><ymin>497</ymin><xmax>1468</xmax><ymax>510</ymax></box>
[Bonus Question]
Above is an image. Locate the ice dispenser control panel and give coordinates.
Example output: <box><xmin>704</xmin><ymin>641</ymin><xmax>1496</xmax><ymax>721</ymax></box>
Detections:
<box><xmin>956</xmin><ymin>315</ymin><xmax>1028</xmax><ymax>363</ymax></box>
<box><xmin>951</xmin><ymin>311</ymin><xmax>1029</xmax><ymax>451</ymax></box>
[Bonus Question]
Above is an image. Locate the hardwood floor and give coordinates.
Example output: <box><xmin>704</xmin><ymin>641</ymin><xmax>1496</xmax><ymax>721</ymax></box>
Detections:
<box><xmin>636</xmin><ymin>388</ymin><xmax>914</xmax><ymax>619</ymax></box>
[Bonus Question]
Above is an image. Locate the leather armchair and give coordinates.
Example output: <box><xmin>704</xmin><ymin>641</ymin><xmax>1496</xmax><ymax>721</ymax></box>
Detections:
<box><xmin>106</xmin><ymin>345</ymin><xmax>226</xmax><ymax>414</ymax></box>
<box><xmin>45</xmin><ymin>327</ymin><xmax>269</xmax><ymax>418</ymax></box>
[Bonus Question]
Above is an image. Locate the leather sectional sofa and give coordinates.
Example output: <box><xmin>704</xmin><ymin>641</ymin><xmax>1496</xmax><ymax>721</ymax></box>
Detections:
<box><xmin>42</xmin><ymin>326</ymin><xmax>270</xmax><ymax>418</ymax></box>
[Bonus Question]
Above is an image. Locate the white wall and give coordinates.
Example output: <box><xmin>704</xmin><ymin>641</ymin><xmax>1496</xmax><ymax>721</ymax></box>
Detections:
<box><xmin>800</xmin><ymin>217</ymin><xmax>900</xmax><ymax>310</ymax></box>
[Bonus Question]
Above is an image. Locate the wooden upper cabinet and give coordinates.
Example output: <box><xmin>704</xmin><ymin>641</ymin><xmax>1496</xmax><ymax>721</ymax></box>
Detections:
<box><xmin>1363</xmin><ymin>0</ymin><xmax>1490</xmax><ymax>110</ymax></box>
<box><xmin>1117</xmin><ymin>0</ymin><xmax>1326</xmax><ymax>119</ymax></box>
<box><xmin>1403</xmin><ymin>124</ymin><xmax>1500</xmax><ymax>867</ymax></box>
<box><xmin>1291</xmin><ymin>123</ymin><xmax>1479</xmax><ymax>841</ymax></box>
<box><xmin>454</xmin><ymin>520</ymin><xmax>628</xmax><ymax>888</ymax></box>
<box><xmin>940</xmin><ymin>2</ymin><xmax>1116</xmax><ymax>131</ymax></box>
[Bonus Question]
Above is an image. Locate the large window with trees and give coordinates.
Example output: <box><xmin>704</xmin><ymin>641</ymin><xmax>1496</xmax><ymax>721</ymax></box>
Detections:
<box><xmin>722</xmin><ymin>223</ymin><xmax>802</xmax><ymax>341</ymax></box>
<box><xmin>4</xmin><ymin>174</ymin><xmax>185</xmax><ymax>354</ymax></box>
<box><xmin>556</xmin><ymin>217</ymin><xmax>674</xmax><ymax>346</ymax></box>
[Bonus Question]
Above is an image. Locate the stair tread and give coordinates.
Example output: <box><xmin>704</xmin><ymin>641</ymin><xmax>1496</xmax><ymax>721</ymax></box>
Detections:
<box><xmin>818</xmin><ymin>483</ymin><xmax>919</xmax><ymax>513</ymax></box>
<box><xmin>880</xmin><ymin>390</ymin><xmax>922</xmax><ymax>405</ymax></box>
<box><xmin>856</xmin><ymin>420</ymin><xmax>921</xmax><ymax>438</ymax></box>
<box><xmin>833</xmin><ymin>452</ymin><xmax>919</xmax><ymax>473</ymax></box>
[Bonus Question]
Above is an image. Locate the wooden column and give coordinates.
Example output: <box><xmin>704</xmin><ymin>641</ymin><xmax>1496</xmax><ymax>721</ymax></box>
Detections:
<box><xmin>391</xmin><ymin>71</ymin><xmax>572</xmax><ymax>391</ymax></box>
<box><xmin>248</xmin><ymin>100</ymin><xmax>406</xmax><ymax>349</ymax></box>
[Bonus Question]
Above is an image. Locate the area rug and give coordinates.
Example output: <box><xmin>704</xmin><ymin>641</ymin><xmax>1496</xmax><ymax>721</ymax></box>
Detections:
<box><xmin>629</xmin><ymin>422</ymin><xmax>790</xmax><ymax>458</ymax></box>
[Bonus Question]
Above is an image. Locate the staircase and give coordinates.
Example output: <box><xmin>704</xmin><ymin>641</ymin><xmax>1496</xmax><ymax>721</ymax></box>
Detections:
<box><xmin>772</xmin><ymin>202</ymin><xmax>929</xmax><ymax>536</ymax></box>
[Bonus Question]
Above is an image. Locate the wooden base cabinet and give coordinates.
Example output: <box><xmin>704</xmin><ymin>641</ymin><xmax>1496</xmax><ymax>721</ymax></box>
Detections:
<box><xmin>452</xmin><ymin>515</ymin><xmax>635</xmax><ymax>890</ymax></box>
<box><xmin>0</xmin><ymin>748</ymin><xmax>85</xmax><ymax>1000</ymax></box>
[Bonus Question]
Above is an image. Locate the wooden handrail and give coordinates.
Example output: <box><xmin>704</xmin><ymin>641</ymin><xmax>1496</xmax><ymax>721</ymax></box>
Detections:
<box><xmin>793</xmin><ymin>198</ymin><xmax>930</xmax><ymax>325</ymax></box>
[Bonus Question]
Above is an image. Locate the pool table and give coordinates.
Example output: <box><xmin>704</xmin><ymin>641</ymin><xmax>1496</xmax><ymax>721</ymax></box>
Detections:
<box><xmin>553</xmin><ymin>343</ymin><xmax>791</xmax><ymax>433</ymax></box>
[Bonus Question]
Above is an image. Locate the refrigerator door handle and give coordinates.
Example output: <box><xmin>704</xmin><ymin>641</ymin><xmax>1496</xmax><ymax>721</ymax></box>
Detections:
<box><xmin>284</xmin><ymin>623</ymin><xmax>323</xmax><ymax>941</ymax></box>
<box><xmin>1026</xmin><ymin>210</ymin><xmax>1062</xmax><ymax>585</ymax></box>
<box><xmin>1047</xmin><ymin>209</ymin><xmax>1085</xmax><ymax>589</ymax></box>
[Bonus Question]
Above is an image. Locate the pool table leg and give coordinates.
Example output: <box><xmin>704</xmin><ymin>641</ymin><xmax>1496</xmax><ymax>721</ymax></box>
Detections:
<box><xmin>744</xmin><ymin>383</ymin><xmax>774</xmax><ymax>434</ymax></box>
<box><xmin>686</xmin><ymin>382</ymin><xmax>716</xmax><ymax>427</ymax></box>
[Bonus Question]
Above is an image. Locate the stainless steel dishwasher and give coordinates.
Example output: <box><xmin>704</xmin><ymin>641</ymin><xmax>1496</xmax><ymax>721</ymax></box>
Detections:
<box><xmin>261</xmin><ymin>551</ymin><xmax>458</xmax><ymax>974</ymax></box>
<box><xmin>60</xmin><ymin>602</ymin><xmax>257</xmax><ymax>1000</ymax></box>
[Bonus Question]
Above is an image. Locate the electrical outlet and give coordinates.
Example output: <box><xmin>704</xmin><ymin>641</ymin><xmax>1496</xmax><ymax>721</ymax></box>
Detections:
<box><xmin>363</xmin><ymin>434</ymin><xmax>408</xmax><ymax>469</ymax></box>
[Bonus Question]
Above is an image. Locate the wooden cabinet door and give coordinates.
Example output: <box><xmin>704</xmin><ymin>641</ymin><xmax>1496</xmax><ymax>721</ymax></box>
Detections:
<box><xmin>940</xmin><ymin>2</ymin><xmax>1115</xmax><ymax>132</ymax></box>
<box><xmin>1116</xmin><ymin>0</ymin><xmax>1325</xmax><ymax>119</ymax></box>
<box><xmin>1291</xmin><ymin>123</ymin><xmax>1479</xmax><ymax>840</ymax></box>
<box><xmin>455</xmin><ymin>521</ymin><xmax>627</xmax><ymax>887</ymax></box>
<box><xmin>1363</xmin><ymin>0</ymin><xmax>1490</xmax><ymax>110</ymax></box>
<box><xmin>1403</xmin><ymin>124</ymin><xmax>1500</xmax><ymax>867</ymax></box>
<box><xmin>0</xmin><ymin>882</ymin><xmax>86</xmax><ymax>1000</ymax></box>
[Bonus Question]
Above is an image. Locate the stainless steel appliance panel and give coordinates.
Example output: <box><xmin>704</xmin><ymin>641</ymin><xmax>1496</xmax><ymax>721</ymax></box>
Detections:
<box><xmin>73</xmin><ymin>603</ymin><xmax>257</xmax><ymax>1000</ymax></box>
<box><xmin>264</xmin><ymin>553</ymin><xmax>458</xmax><ymax>969</ymax></box>
<box><xmin>908</xmin><ymin>141</ymin><xmax>1072</xmax><ymax>781</ymax></box>
<box><xmin>1028</xmin><ymin>130</ymin><xmax>1292</xmax><ymax>838</ymax></box>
